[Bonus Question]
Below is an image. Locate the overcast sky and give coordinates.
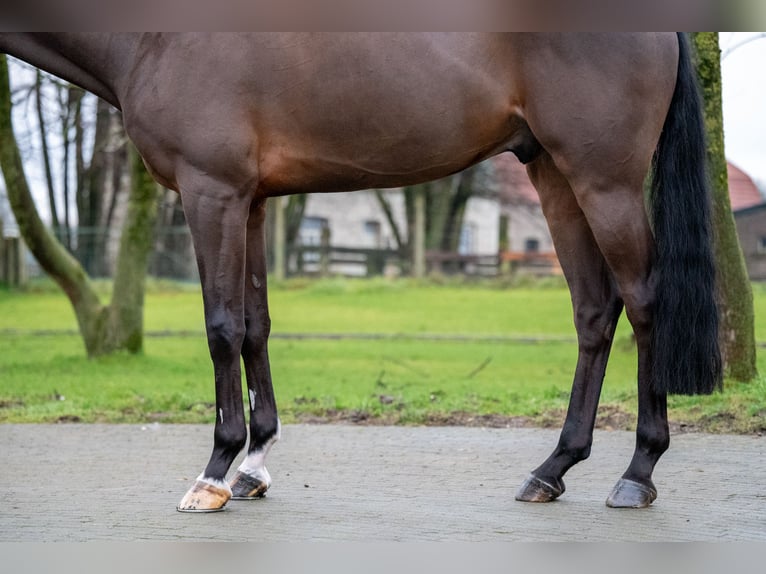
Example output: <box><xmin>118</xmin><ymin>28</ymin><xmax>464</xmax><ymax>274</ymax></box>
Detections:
<box><xmin>720</xmin><ymin>32</ymin><xmax>766</xmax><ymax>191</ymax></box>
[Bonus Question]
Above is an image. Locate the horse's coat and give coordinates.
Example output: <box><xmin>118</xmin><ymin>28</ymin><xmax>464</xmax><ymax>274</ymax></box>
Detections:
<box><xmin>0</xmin><ymin>33</ymin><xmax>721</xmax><ymax>511</ymax></box>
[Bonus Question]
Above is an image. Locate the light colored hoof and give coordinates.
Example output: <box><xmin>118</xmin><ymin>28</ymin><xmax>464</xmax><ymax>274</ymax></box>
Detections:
<box><xmin>515</xmin><ymin>474</ymin><xmax>565</xmax><ymax>503</ymax></box>
<box><xmin>177</xmin><ymin>478</ymin><xmax>232</xmax><ymax>512</ymax></box>
<box><xmin>606</xmin><ymin>478</ymin><xmax>657</xmax><ymax>508</ymax></box>
<box><xmin>229</xmin><ymin>470</ymin><xmax>271</xmax><ymax>500</ymax></box>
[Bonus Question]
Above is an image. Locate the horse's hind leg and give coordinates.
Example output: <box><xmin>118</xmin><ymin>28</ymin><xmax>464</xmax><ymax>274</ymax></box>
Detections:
<box><xmin>176</xmin><ymin>175</ymin><xmax>252</xmax><ymax>512</ymax></box>
<box><xmin>516</xmin><ymin>153</ymin><xmax>624</xmax><ymax>503</ymax></box>
<box><xmin>229</xmin><ymin>199</ymin><xmax>281</xmax><ymax>500</ymax></box>
<box><xmin>563</xmin><ymin>165</ymin><xmax>667</xmax><ymax>508</ymax></box>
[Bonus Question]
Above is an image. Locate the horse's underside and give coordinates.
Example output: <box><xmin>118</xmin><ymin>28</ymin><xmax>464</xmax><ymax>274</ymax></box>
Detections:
<box><xmin>0</xmin><ymin>33</ymin><xmax>721</xmax><ymax>511</ymax></box>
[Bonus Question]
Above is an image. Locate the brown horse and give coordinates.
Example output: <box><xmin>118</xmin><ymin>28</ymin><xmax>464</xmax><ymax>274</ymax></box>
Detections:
<box><xmin>0</xmin><ymin>33</ymin><xmax>721</xmax><ymax>511</ymax></box>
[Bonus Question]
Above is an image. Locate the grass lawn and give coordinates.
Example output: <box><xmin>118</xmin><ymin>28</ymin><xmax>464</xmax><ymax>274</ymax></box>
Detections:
<box><xmin>1</xmin><ymin>277</ymin><xmax>765</xmax><ymax>433</ymax></box>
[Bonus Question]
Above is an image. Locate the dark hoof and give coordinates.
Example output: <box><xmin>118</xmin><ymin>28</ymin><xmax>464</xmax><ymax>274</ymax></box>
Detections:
<box><xmin>606</xmin><ymin>478</ymin><xmax>657</xmax><ymax>508</ymax></box>
<box><xmin>229</xmin><ymin>470</ymin><xmax>270</xmax><ymax>500</ymax></box>
<box><xmin>177</xmin><ymin>478</ymin><xmax>231</xmax><ymax>512</ymax></box>
<box><xmin>515</xmin><ymin>474</ymin><xmax>565</xmax><ymax>503</ymax></box>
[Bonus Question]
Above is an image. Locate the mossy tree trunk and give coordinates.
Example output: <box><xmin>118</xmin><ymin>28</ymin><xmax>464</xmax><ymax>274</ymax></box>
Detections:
<box><xmin>0</xmin><ymin>55</ymin><xmax>158</xmax><ymax>357</ymax></box>
<box><xmin>691</xmin><ymin>33</ymin><xmax>757</xmax><ymax>382</ymax></box>
<box><xmin>94</xmin><ymin>146</ymin><xmax>158</xmax><ymax>354</ymax></box>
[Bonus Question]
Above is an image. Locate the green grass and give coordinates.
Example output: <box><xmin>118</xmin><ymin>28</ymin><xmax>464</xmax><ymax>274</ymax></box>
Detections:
<box><xmin>1</xmin><ymin>277</ymin><xmax>764</xmax><ymax>433</ymax></box>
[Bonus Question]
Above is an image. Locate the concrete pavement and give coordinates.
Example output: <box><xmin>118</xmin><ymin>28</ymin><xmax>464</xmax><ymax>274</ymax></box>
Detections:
<box><xmin>0</xmin><ymin>424</ymin><xmax>764</xmax><ymax>541</ymax></box>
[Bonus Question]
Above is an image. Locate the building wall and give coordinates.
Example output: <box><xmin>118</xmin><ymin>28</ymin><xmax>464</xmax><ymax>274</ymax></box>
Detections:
<box><xmin>301</xmin><ymin>190</ymin><xmax>501</xmax><ymax>255</ymax></box>
<box><xmin>459</xmin><ymin>196</ymin><xmax>499</xmax><ymax>255</ymax></box>
<box><xmin>734</xmin><ymin>205</ymin><xmax>766</xmax><ymax>280</ymax></box>
<box><xmin>504</xmin><ymin>203</ymin><xmax>554</xmax><ymax>255</ymax></box>
<box><xmin>301</xmin><ymin>190</ymin><xmax>405</xmax><ymax>250</ymax></box>
<box><xmin>299</xmin><ymin>188</ymin><xmax>560</xmax><ymax>277</ymax></box>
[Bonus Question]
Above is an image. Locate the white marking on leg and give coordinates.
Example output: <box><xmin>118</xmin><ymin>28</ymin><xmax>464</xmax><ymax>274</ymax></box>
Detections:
<box><xmin>251</xmin><ymin>274</ymin><xmax>261</xmax><ymax>289</ymax></box>
<box><xmin>249</xmin><ymin>389</ymin><xmax>256</xmax><ymax>411</ymax></box>
<box><xmin>236</xmin><ymin>420</ymin><xmax>281</xmax><ymax>486</ymax></box>
<box><xmin>196</xmin><ymin>472</ymin><xmax>233</xmax><ymax>495</ymax></box>
<box><xmin>219</xmin><ymin>408</ymin><xmax>224</xmax><ymax>424</ymax></box>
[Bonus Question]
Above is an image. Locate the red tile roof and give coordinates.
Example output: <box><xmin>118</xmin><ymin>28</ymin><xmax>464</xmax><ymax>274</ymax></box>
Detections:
<box><xmin>491</xmin><ymin>153</ymin><xmax>539</xmax><ymax>206</ymax></box>
<box><xmin>728</xmin><ymin>162</ymin><xmax>763</xmax><ymax>211</ymax></box>
<box><xmin>492</xmin><ymin>153</ymin><xmax>763</xmax><ymax>211</ymax></box>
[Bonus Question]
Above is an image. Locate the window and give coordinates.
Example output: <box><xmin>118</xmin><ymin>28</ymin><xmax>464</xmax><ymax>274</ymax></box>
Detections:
<box><xmin>299</xmin><ymin>217</ymin><xmax>328</xmax><ymax>246</ymax></box>
<box><xmin>524</xmin><ymin>238</ymin><xmax>540</xmax><ymax>253</ymax></box>
<box><xmin>459</xmin><ymin>223</ymin><xmax>477</xmax><ymax>254</ymax></box>
<box><xmin>363</xmin><ymin>220</ymin><xmax>382</xmax><ymax>248</ymax></box>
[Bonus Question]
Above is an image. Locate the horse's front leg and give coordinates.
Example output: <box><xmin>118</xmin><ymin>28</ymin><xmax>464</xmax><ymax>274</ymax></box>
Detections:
<box><xmin>177</xmin><ymin>178</ymin><xmax>252</xmax><ymax>512</ymax></box>
<box><xmin>229</xmin><ymin>199</ymin><xmax>281</xmax><ymax>500</ymax></box>
<box><xmin>516</xmin><ymin>153</ymin><xmax>624</xmax><ymax>503</ymax></box>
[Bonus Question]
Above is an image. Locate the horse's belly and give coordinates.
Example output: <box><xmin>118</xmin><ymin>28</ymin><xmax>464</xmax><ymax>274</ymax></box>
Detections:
<box><xmin>257</xmin><ymin>129</ymin><xmax>510</xmax><ymax>195</ymax></box>
<box><xmin>256</xmin><ymin>97</ymin><xmax>517</xmax><ymax>193</ymax></box>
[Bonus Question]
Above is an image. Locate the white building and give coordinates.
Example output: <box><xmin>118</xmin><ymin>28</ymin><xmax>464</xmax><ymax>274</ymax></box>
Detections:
<box><xmin>295</xmin><ymin>153</ymin><xmax>558</xmax><ymax>277</ymax></box>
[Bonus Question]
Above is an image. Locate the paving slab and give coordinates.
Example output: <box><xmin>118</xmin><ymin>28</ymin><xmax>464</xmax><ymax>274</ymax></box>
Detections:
<box><xmin>0</xmin><ymin>424</ymin><xmax>763</xmax><ymax>541</ymax></box>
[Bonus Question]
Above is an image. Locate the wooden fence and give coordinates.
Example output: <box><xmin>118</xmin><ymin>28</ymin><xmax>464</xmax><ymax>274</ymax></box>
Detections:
<box><xmin>287</xmin><ymin>245</ymin><xmax>561</xmax><ymax>278</ymax></box>
<box><xmin>5</xmin><ymin>221</ymin><xmax>561</xmax><ymax>283</ymax></box>
<box><xmin>0</xmin><ymin>219</ymin><xmax>25</xmax><ymax>286</ymax></box>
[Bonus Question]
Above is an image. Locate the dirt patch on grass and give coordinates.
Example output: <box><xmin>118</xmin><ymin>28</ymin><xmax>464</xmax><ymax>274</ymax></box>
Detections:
<box><xmin>295</xmin><ymin>405</ymin><xmax>635</xmax><ymax>430</ymax></box>
<box><xmin>0</xmin><ymin>399</ymin><xmax>24</xmax><ymax>409</ymax></box>
<box><xmin>293</xmin><ymin>404</ymin><xmax>763</xmax><ymax>435</ymax></box>
<box><xmin>295</xmin><ymin>409</ymin><xmax>536</xmax><ymax>428</ymax></box>
<box><xmin>419</xmin><ymin>412</ymin><xmax>536</xmax><ymax>428</ymax></box>
<box><xmin>55</xmin><ymin>414</ymin><xmax>82</xmax><ymax>423</ymax></box>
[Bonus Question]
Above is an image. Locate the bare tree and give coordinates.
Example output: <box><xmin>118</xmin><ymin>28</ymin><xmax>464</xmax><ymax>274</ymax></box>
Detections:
<box><xmin>375</xmin><ymin>163</ymin><xmax>489</xmax><ymax>274</ymax></box>
<box><xmin>0</xmin><ymin>55</ymin><xmax>158</xmax><ymax>356</ymax></box>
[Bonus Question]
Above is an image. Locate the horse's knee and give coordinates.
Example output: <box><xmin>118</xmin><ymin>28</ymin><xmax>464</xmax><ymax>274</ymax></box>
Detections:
<box><xmin>206</xmin><ymin>310</ymin><xmax>246</xmax><ymax>359</ymax></box>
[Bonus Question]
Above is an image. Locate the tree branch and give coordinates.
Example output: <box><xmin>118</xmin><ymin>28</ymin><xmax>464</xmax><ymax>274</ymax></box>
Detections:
<box><xmin>374</xmin><ymin>188</ymin><xmax>406</xmax><ymax>251</ymax></box>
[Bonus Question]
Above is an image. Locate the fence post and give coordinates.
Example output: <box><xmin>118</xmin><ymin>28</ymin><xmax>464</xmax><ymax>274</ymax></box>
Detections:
<box><xmin>273</xmin><ymin>196</ymin><xmax>286</xmax><ymax>281</ymax></box>
<box><xmin>498</xmin><ymin>213</ymin><xmax>511</xmax><ymax>276</ymax></box>
<box><xmin>0</xmin><ymin>217</ymin><xmax>25</xmax><ymax>287</ymax></box>
<box><xmin>0</xmin><ymin>238</ymin><xmax>24</xmax><ymax>287</ymax></box>
<box><xmin>320</xmin><ymin>225</ymin><xmax>331</xmax><ymax>277</ymax></box>
<box><xmin>413</xmin><ymin>188</ymin><xmax>426</xmax><ymax>278</ymax></box>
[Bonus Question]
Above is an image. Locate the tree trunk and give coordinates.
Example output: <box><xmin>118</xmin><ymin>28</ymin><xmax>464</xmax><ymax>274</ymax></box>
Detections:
<box><xmin>1</xmin><ymin>55</ymin><xmax>104</xmax><ymax>349</ymax></box>
<box><xmin>0</xmin><ymin>55</ymin><xmax>157</xmax><ymax>358</ymax></box>
<box><xmin>82</xmin><ymin>100</ymin><xmax>128</xmax><ymax>277</ymax></box>
<box><xmin>96</xmin><ymin>146</ymin><xmax>158</xmax><ymax>354</ymax></box>
<box><xmin>61</xmin><ymin>84</ymin><xmax>83</xmax><ymax>252</ymax></box>
<box><xmin>440</xmin><ymin>166</ymin><xmax>477</xmax><ymax>253</ymax></box>
<box><xmin>398</xmin><ymin>170</ymin><xmax>478</xmax><ymax>274</ymax></box>
<box><xmin>373</xmin><ymin>188</ymin><xmax>405</xmax><ymax>251</ymax></box>
<box><xmin>285</xmin><ymin>194</ymin><xmax>308</xmax><ymax>248</ymax></box>
<box><xmin>34</xmin><ymin>70</ymin><xmax>60</xmax><ymax>235</ymax></box>
<box><xmin>76</xmin><ymin>96</ymin><xmax>109</xmax><ymax>274</ymax></box>
<box><xmin>691</xmin><ymin>33</ymin><xmax>757</xmax><ymax>382</ymax></box>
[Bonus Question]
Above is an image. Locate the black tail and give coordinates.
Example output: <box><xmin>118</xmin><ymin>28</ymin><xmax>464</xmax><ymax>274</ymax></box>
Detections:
<box><xmin>650</xmin><ymin>33</ymin><xmax>722</xmax><ymax>395</ymax></box>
